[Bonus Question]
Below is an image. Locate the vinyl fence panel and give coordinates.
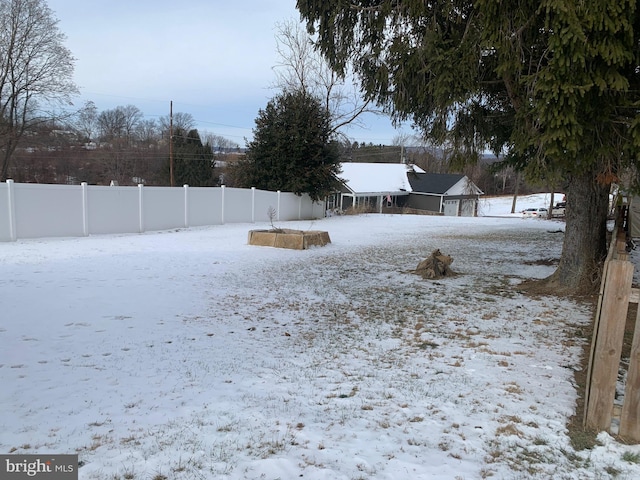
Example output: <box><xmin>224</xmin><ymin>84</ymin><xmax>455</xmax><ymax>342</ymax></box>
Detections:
<box><xmin>14</xmin><ymin>183</ymin><xmax>84</xmax><ymax>239</ymax></box>
<box><xmin>86</xmin><ymin>185</ymin><xmax>139</xmax><ymax>235</ymax></box>
<box><xmin>299</xmin><ymin>194</ymin><xmax>315</xmax><ymax>219</ymax></box>
<box><xmin>253</xmin><ymin>189</ymin><xmax>279</xmax><ymax>223</ymax></box>
<box><xmin>223</xmin><ymin>187</ymin><xmax>254</xmax><ymax>224</ymax></box>
<box><xmin>187</xmin><ymin>187</ymin><xmax>222</xmax><ymax>227</ymax></box>
<box><xmin>0</xmin><ymin>181</ymin><xmax>325</xmax><ymax>242</ymax></box>
<box><xmin>278</xmin><ymin>192</ymin><xmax>302</xmax><ymax>221</ymax></box>
<box><xmin>143</xmin><ymin>186</ymin><xmax>185</xmax><ymax>232</ymax></box>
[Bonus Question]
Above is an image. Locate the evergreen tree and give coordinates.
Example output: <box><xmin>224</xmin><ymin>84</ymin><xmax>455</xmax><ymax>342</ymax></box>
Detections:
<box><xmin>297</xmin><ymin>0</ymin><xmax>640</xmax><ymax>294</ymax></box>
<box><xmin>239</xmin><ymin>90</ymin><xmax>341</xmax><ymax>201</ymax></box>
<box><xmin>169</xmin><ymin>129</ymin><xmax>215</xmax><ymax>187</ymax></box>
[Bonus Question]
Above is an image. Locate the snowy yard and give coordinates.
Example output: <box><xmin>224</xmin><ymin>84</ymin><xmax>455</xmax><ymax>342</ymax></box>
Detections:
<box><xmin>2</xmin><ymin>194</ymin><xmax>640</xmax><ymax>479</ymax></box>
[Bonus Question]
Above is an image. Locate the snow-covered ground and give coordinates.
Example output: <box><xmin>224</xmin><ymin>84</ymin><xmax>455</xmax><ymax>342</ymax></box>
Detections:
<box><xmin>2</xmin><ymin>193</ymin><xmax>639</xmax><ymax>480</ymax></box>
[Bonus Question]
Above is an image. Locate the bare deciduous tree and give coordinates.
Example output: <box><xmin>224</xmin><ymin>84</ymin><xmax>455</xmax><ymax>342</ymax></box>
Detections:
<box><xmin>120</xmin><ymin>104</ymin><xmax>142</xmax><ymax>139</ymax></box>
<box><xmin>201</xmin><ymin>132</ymin><xmax>239</xmax><ymax>152</ymax></box>
<box><xmin>272</xmin><ymin>19</ymin><xmax>374</xmax><ymax>139</ymax></box>
<box><xmin>75</xmin><ymin>100</ymin><xmax>98</xmax><ymax>143</ymax></box>
<box><xmin>0</xmin><ymin>0</ymin><xmax>78</xmax><ymax>180</ymax></box>
<box><xmin>97</xmin><ymin>105</ymin><xmax>142</xmax><ymax>144</ymax></box>
<box><xmin>97</xmin><ymin>108</ymin><xmax>126</xmax><ymax>141</ymax></box>
<box><xmin>159</xmin><ymin>112</ymin><xmax>195</xmax><ymax>140</ymax></box>
<box><xmin>135</xmin><ymin>118</ymin><xmax>159</xmax><ymax>144</ymax></box>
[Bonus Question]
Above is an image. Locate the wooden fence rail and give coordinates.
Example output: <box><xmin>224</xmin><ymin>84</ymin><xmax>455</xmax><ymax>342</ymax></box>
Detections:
<box><xmin>584</xmin><ymin>206</ymin><xmax>640</xmax><ymax>442</ymax></box>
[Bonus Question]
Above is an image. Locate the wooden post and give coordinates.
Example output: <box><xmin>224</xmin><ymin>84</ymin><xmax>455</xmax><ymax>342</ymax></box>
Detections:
<box><xmin>617</xmin><ymin>228</ymin><xmax>628</xmax><ymax>260</ymax></box>
<box><xmin>583</xmin><ymin>244</ymin><xmax>616</xmax><ymax>425</ymax></box>
<box><xmin>585</xmin><ymin>259</ymin><xmax>634</xmax><ymax>431</ymax></box>
<box><xmin>620</xmin><ymin>307</ymin><xmax>640</xmax><ymax>441</ymax></box>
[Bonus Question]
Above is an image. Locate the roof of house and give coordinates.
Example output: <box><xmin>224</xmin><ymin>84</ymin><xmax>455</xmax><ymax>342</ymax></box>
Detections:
<box><xmin>338</xmin><ymin>163</ymin><xmax>483</xmax><ymax>197</ymax></box>
<box><xmin>407</xmin><ymin>173</ymin><xmax>464</xmax><ymax>195</ymax></box>
<box><xmin>338</xmin><ymin>163</ymin><xmax>425</xmax><ymax>195</ymax></box>
<box><xmin>408</xmin><ymin>172</ymin><xmax>483</xmax><ymax>196</ymax></box>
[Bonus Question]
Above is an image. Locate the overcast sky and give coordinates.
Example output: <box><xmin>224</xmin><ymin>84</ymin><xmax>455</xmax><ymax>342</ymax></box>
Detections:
<box><xmin>46</xmin><ymin>0</ymin><xmax>411</xmax><ymax>146</ymax></box>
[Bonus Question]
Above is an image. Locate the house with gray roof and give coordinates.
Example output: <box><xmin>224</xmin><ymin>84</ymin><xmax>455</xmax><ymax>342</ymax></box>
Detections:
<box><xmin>329</xmin><ymin>162</ymin><xmax>424</xmax><ymax>213</ymax></box>
<box><xmin>331</xmin><ymin>163</ymin><xmax>483</xmax><ymax>216</ymax></box>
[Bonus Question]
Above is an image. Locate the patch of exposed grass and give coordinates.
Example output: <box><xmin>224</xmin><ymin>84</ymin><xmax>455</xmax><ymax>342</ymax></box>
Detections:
<box><xmin>568</xmin><ymin>428</ymin><xmax>599</xmax><ymax>451</ymax></box>
<box><xmin>495</xmin><ymin>423</ymin><xmax>525</xmax><ymax>438</ymax></box>
<box><xmin>504</xmin><ymin>382</ymin><xmax>524</xmax><ymax>395</ymax></box>
<box><xmin>604</xmin><ymin>465</ymin><xmax>622</xmax><ymax>476</ymax></box>
<box><xmin>622</xmin><ymin>451</ymin><xmax>640</xmax><ymax>464</ymax></box>
<box><xmin>533</xmin><ymin>436</ymin><xmax>548</xmax><ymax>446</ymax></box>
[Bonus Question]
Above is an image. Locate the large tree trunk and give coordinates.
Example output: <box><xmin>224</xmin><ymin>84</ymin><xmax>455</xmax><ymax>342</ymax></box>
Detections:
<box><xmin>542</xmin><ymin>171</ymin><xmax>610</xmax><ymax>295</ymax></box>
<box><xmin>510</xmin><ymin>173</ymin><xmax>520</xmax><ymax>214</ymax></box>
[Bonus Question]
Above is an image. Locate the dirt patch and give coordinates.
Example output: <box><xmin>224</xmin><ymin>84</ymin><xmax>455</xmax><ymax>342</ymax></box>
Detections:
<box><xmin>567</xmin><ymin>313</ymin><xmax>600</xmax><ymax>451</ymax></box>
<box><xmin>523</xmin><ymin>258</ymin><xmax>559</xmax><ymax>266</ymax></box>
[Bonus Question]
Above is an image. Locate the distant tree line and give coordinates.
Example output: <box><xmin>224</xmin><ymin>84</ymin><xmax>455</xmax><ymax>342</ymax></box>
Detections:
<box><xmin>6</xmin><ymin>101</ymin><xmax>241</xmax><ymax>186</ymax></box>
<box><xmin>9</xmin><ymin>102</ymin><xmax>529</xmax><ymax>195</ymax></box>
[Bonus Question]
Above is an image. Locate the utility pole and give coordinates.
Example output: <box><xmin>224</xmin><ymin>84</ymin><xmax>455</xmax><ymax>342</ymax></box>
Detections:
<box><xmin>169</xmin><ymin>101</ymin><xmax>174</xmax><ymax>187</ymax></box>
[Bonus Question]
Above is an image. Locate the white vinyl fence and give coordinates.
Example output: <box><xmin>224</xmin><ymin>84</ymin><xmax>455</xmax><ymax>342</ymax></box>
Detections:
<box><xmin>0</xmin><ymin>180</ymin><xmax>325</xmax><ymax>242</ymax></box>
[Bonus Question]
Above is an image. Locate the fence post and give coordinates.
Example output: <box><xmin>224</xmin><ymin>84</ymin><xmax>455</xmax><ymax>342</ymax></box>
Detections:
<box><xmin>277</xmin><ymin>190</ymin><xmax>281</xmax><ymax>221</ymax></box>
<box><xmin>221</xmin><ymin>185</ymin><xmax>225</xmax><ymax>224</ymax></box>
<box><xmin>138</xmin><ymin>184</ymin><xmax>144</xmax><ymax>233</ymax></box>
<box><xmin>585</xmin><ymin>259</ymin><xmax>634</xmax><ymax>431</ymax></box>
<box><xmin>620</xmin><ymin>306</ymin><xmax>640</xmax><ymax>441</ymax></box>
<box><xmin>81</xmin><ymin>182</ymin><xmax>89</xmax><ymax>236</ymax></box>
<box><xmin>183</xmin><ymin>184</ymin><xmax>189</xmax><ymax>228</ymax></box>
<box><xmin>299</xmin><ymin>195</ymin><xmax>303</xmax><ymax>220</ymax></box>
<box><xmin>6</xmin><ymin>179</ymin><xmax>16</xmax><ymax>241</ymax></box>
<box><xmin>251</xmin><ymin>187</ymin><xmax>256</xmax><ymax>223</ymax></box>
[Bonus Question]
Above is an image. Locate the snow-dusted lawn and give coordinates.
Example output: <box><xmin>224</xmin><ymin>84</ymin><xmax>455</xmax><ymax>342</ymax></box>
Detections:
<box><xmin>2</xmin><ymin>195</ymin><xmax>640</xmax><ymax>479</ymax></box>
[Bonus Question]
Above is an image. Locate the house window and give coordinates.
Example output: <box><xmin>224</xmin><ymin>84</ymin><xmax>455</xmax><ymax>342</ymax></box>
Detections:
<box><xmin>326</xmin><ymin>194</ymin><xmax>337</xmax><ymax>210</ymax></box>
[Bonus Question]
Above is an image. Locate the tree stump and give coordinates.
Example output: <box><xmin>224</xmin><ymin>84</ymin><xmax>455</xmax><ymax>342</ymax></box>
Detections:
<box><xmin>414</xmin><ymin>249</ymin><xmax>455</xmax><ymax>279</ymax></box>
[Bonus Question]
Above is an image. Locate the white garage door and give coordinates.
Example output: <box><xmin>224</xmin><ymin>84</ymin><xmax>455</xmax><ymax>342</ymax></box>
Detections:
<box><xmin>443</xmin><ymin>199</ymin><xmax>459</xmax><ymax>216</ymax></box>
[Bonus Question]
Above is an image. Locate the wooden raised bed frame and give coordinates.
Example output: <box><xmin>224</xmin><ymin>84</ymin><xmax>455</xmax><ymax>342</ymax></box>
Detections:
<box><xmin>248</xmin><ymin>229</ymin><xmax>331</xmax><ymax>250</ymax></box>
